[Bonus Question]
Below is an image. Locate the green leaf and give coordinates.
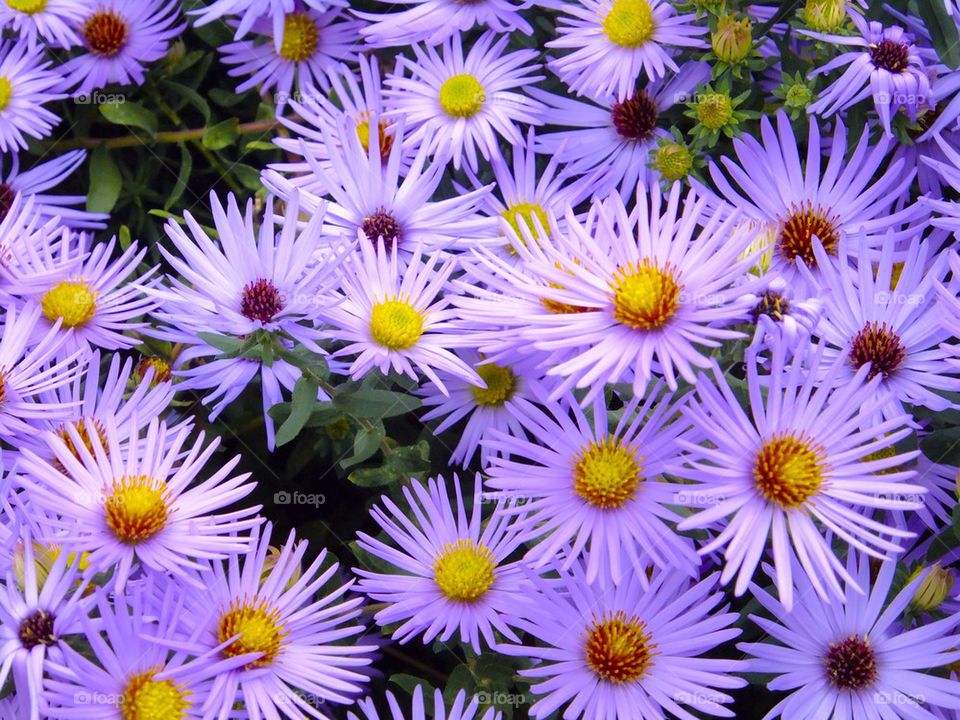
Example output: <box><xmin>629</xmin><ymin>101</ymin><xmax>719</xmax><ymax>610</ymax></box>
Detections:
<box><xmin>99</xmin><ymin>101</ymin><xmax>159</xmax><ymax>136</ymax></box>
<box><xmin>275</xmin><ymin>375</ymin><xmax>320</xmax><ymax>447</ymax></box>
<box><xmin>86</xmin><ymin>145</ymin><xmax>122</xmax><ymax>213</ymax></box>
<box><xmin>389</xmin><ymin>674</ymin><xmax>435</xmax><ymax>700</ymax></box>
<box><xmin>197</xmin><ymin>332</ymin><xmax>245</xmax><ymax>354</ymax></box>
<box><xmin>209</xmin><ymin>88</ymin><xmax>249</xmax><ymax>108</ymax></box>
<box><xmin>231</xmin><ymin>163</ymin><xmax>263</xmax><ymax>191</ymax></box>
<box><xmin>202</xmin><ymin>118</ymin><xmax>240</xmax><ymax>150</ymax></box>
<box><xmin>334</xmin><ymin>388</ymin><xmax>422</xmax><ymax>419</ymax></box>
<box><xmin>165</xmin><ymin>143</ymin><xmax>193</xmax><ymax>210</ymax></box>
<box><xmin>917</xmin><ymin>0</ymin><xmax>960</xmax><ymax>69</ymax></box>
<box><xmin>161</xmin><ymin>80</ymin><xmax>211</xmax><ymax>122</ymax></box>
<box><xmin>245</xmin><ymin>140</ymin><xmax>277</xmax><ymax>151</ymax></box>
<box><xmin>920</xmin><ymin>427</ymin><xmax>960</xmax><ymax>466</ymax></box>
<box><xmin>118</xmin><ymin>225</ymin><xmax>132</xmax><ymax>250</ymax></box>
<box><xmin>340</xmin><ymin>424</ymin><xmax>384</xmax><ymax>470</ymax></box>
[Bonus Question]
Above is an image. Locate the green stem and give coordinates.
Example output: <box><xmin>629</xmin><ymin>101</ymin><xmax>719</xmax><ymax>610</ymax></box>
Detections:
<box><xmin>44</xmin><ymin>118</ymin><xmax>282</xmax><ymax>150</ymax></box>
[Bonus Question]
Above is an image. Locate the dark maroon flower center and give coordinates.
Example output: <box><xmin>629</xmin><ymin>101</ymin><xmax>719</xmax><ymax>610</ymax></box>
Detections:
<box><xmin>870</xmin><ymin>39</ymin><xmax>909</xmax><ymax>73</ymax></box>
<box><xmin>240</xmin><ymin>278</ymin><xmax>284</xmax><ymax>323</ymax></box>
<box><xmin>611</xmin><ymin>91</ymin><xmax>659</xmax><ymax>141</ymax></box>
<box><xmin>19</xmin><ymin>609</ymin><xmax>56</xmax><ymax>650</ymax></box>
<box><xmin>849</xmin><ymin>321</ymin><xmax>906</xmax><ymax>380</ymax></box>
<box><xmin>751</xmin><ymin>290</ymin><xmax>791</xmax><ymax>322</ymax></box>
<box><xmin>825</xmin><ymin>635</ymin><xmax>879</xmax><ymax>690</ymax></box>
<box><xmin>362</xmin><ymin>207</ymin><xmax>403</xmax><ymax>245</ymax></box>
<box><xmin>0</xmin><ymin>183</ymin><xmax>14</xmax><ymax>223</ymax></box>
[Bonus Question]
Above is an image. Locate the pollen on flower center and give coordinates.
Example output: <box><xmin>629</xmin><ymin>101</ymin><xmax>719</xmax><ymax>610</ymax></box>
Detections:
<box><xmin>54</xmin><ymin>418</ymin><xmax>108</xmax><ymax>470</ymax></box>
<box><xmin>439</xmin><ymin>74</ymin><xmax>486</xmax><ymax>118</ymax></box>
<box><xmin>0</xmin><ymin>77</ymin><xmax>12</xmax><ymax>111</ymax></box>
<box><xmin>611</xmin><ymin>91</ymin><xmax>658</xmax><ymax>141</ymax></box>
<box><xmin>41</xmin><ymin>280</ymin><xmax>98</xmax><ymax>327</ymax></box>
<box><xmin>751</xmin><ymin>289</ymin><xmax>791</xmax><ymax>322</ymax></box>
<box><xmin>369</xmin><ymin>298</ymin><xmax>425</xmax><ymax>350</ymax></box>
<box><xmin>753</xmin><ymin>433</ymin><xmax>825</xmax><ymax>509</ymax></box>
<box><xmin>218</xmin><ymin>597</ymin><xmax>288</xmax><ymax>668</ymax></box>
<box><xmin>356</xmin><ymin>114</ymin><xmax>394</xmax><ymax>159</ymax></box>
<box><xmin>502</xmin><ymin>201</ymin><xmax>549</xmax><ymax>244</ymax></box>
<box><xmin>362</xmin><ymin>207</ymin><xmax>403</xmax><ymax>245</ymax></box>
<box><xmin>137</xmin><ymin>357</ymin><xmax>173</xmax><ymax>385</ymax></box>
<box><xmin>870</xmin><ymin>39</ymin><xmax>910</xmax><ymax>73</ymax></box>
<box><xmin>240</xmin><ymin>278</ymin><xmax>284</xmax><ymax>323</ymax></box>
<box><xmin>584</xmin><ymin>611</ymin><xmax>656</xmax><ymax>683</ymax></box>
<box><xmin>18</xmin><ymin>609</ymin><xmax>56</xmax><ymax>649</ymax></box>
<box><xmin>656</xmin><ymin>141</ymin><xmax>693</xmax><ymax>181</ymax></box>
<box><xmin>602</xmin><ymin>0</ymin><xmax>655</xmax><ymax>48</ymax></box>
<box><xmin>83</xmin><ymin>10</ymin><xmax>129</xmax><ymax>57</ymax></box>
<box><xmin>849</xmin><ymin>321</ymin><xmax>906</xmax><ymax>380</ymax></box>
<box><xmin>471</xmin><ymin>363</ymin><xmax>517</xmax><ymax>407</ymax></box>
<box><xmin>7</xmin><ymin>0</ymin><xmax>47</xmax><ymax>12</ymax></box>
<box><xmin>433</xmin><ymin>539</ymin><xmax>497</xmax><ymax>602</ymax></box>
<box><xmin>610</xmin><ymin>259</ymin><xmax>682</xmax><ymax>331</ymax></box>
<box><xmin>104</xmin><ymin>475</ymin><xmax>170</xmax><ymax>544</ymax></box>
<box><xmin>573</xmin><ymin>437</ymin><xmax>643</xmax><ymax>509</ymax></box>
<box><xmin>777</xmin><ymin>201</ymin><xmax>840</xmax><ymax>265</ymax></box>
<box><xmin>824</xmin><ymin>635</ymin><xmax>879</xmax><ymax>690</ymax></box>
<box><xmin>279</xmin><ymin>12</ymin><xmax>319</xmax><ymax>62</ymax></box>
<box><xmin>121</xmin><ymin>668</ymin><xmax>191</xmax><ymax>720</ymax></box>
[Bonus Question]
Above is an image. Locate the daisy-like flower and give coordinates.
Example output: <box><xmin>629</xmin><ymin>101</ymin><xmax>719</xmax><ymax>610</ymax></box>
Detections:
<box><xmin>0</xmin><ymin>302</ymin><xmax>86</xmax><ymax>443</ymax></box>
<box><xmin>806</xmin><ymin>14</ymin><xmax>935</xmax><ymax>136</ymax></box>
<box><xmin>58</xmin><ymin>0</ymin><xmax>186</xmax><ymax>96</ymax></box>
<box><xmin>355</xmin><ymin>0</ymin><xmax>533</xmax><ymax>48</ymax></box>
<box><xmin>4</xmin><ymin>232</ymin><xmax>156</xmax><ymax>358</ymax></box>
<box><xmin>0</xmin><ymin>529</ymin><xmax>92</xmax><ymax>720</ymax></box>
<box><xmin>17</xmin><ymin>416</ymin><xmax>261</xmax><ymax>590</ymax></box>
<box><xmin>705</xmin><ymin>111</ymin><xmax>926</xmax><ymax>292</ymax></box>
<box><xmin>264</xmin><ymin>114</ymin><xmax>496</xmax><ymax>256</ymax></box>
<box><xmin>498</xmin><ymin>562</ymin><xmax>747</xmax><ymax>720</ymax></box>
<box><xmin>485</xmin><ymin>383</ymin><xmax>699</xmax><ymax>585</ymax></box>
<box><xmin>812</xmin><ymin>236</ymin><xmax>960</xmax><ymax>421</ymax></box>
<box><xmin>546</xmin><ymin>0</ymin><xmax>707</xmax><ymax>101</ymax></box>
<box><xmin>355</xmin><ymin>474</ymin><xmax>529</xmax><ymax>652</ymax></box>
<box><xmin>0</xmin><ymin>150</ymin><xmax>106</xmax><ymax>229</ymax></box>
<box><xmin>0</xmin><ymin>39</ymin><xmax>64</xmax><ymax>152</ymax></box>
<box><xmin>417</xmin><ymin>351</ymin><xmax>541</xmax><ymax>468</ymax></box>
<box><xmin>739</xmin><ymin>556</ymin><xmax>960</xmax><ymax>719</ymax></box>
<box><xmin>219</xmin><ymin>8</ymin><xmax>363</xmax><ymax>110</ymax></box>
<box><xmin>172</xmin><ymin>523</ymin><xmax>375</xmax><ymax>719</ymax></box>
<box><xmin>384</xmin><ymin>31</ymin><xmax>547</xmax><ymax>170</ymax></box>
<box><xmin>190</xmin><ymin>0</ymin><xmax>346</xmax><ymax>50</ymax></box>
<box><xmin>674</xmin><ymin>340</ymin><xmax>924</xmax><ymax>610</ymax></box>
<box><xmin>349</xmin><ymin>686</ymin><xmax>499</xmax><ymax>720</ymax></box>
<box><xmin>530</xmin><ymin>61</ymin><xmax>711</xmax><ymax>199</ymax></box>
<box><xmin>147</xmin><ymin>191</ymin><xmax>340</xmax><ymax>449</ymax></box>
<box><xmin>748</xmin><ymin>273</ymin><xmax>823</xmax><ymax>353</ymax></box>
<box><xmin>0</xmin><ymin>0</ymin><xmax>86</xmax><ymax>49</ymax></box>
<box><xmin>461</xmin><ymin>182</ymin><xmax>761</xmax><ymax>398</ymax></box>
<box><xmin>43</xmin><ymin>580</ymin><xmax>254</xmax><ymax>719</ymax></box>
<box><xmin>321</xmin><ymin>233</ymin><xmax>481</xmax><ymax>393</ymax></box>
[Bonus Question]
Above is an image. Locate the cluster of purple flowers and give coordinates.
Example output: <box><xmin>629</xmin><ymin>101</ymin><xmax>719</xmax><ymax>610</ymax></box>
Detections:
<box><xmin>1</xmin><ymin>0</ymin><xmax>960</xmax><ymax>718</ymax></box>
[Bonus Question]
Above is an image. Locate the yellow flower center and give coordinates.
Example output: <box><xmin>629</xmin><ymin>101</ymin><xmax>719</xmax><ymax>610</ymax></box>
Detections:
<box><xmin>356</xmin><ymin>113</ymin><xmax>394</xmax><ymax>158</ymax></box>
<box><xmin>121</xmin><ymin>668</ymin><xmax>191</xmax><ymax>720</ymax></box>
<box><xmin>54</xmin><ymin>418</ymin><xmax>108</xmax><ymax>471</ymax></box>
<box><xmin>6</xmin><ymin>0</ymin><xmax>47</xmax><ymax>12</ymax></box>
<box><xmin>137</xmin><ymin>358</ymin><xmax>172</xmax><ymax>385</ymax></box>
<box><xmin>753</xmin><ymin>433</ymin><xmax>825</xmax><ymax>509</ymax></box>
<box><xmin>777</xmin><ymin>201</ymin><xmax>840</xmax><ymax>266</ymax></box>
<box><xmin>697</xmin><ymin>93</ymin><xmax>733</xmax><ymax>129</ymax></box>
<box><xmin>279</xmin><ymin>12</ymin><xmax>319</xmax><ymax>62</ymax></box>
<box><xmin>433</xmin><ymin>539</ymin><xmax>496</xmax><ymax>602</ymax></box>
<box><xmin>502</xmin><ymin>201</ymin><xmax>549</xmax><ymax>243</ymax></box>
<box><xmin>369</xmin><ymin>298</ymin><xmax>425</xmax><ymax>351</ymax></box>
<box><xmin>104</xmin><ymin>475</ymin><xmax>170</xmax><ymax>544</ymax></box>
<box><xmin>217</xmin><ymin>597</ymin><xmax>288</xmax><ymax>668</ymax></box>
<box><xmin>584</xmin><ymin>611</ymin><xmax>656</xmax><ymax>683</ymax></box>
<box><xmin>573</xmin><ymin>437</ymin><xmax>643</xmax><ymax>509</ymax></box>
<box><xmin>41</xmin><ymin>280</ymin><xmax>98</xmax><ymax>328</ymax></box>
<box><xmin>0</xmin><ymin>370</ymin><xmax>7</xmax><ymax>407</ymax></box>
<box><xmin>439</xmin><ymin>74</ymin><xmax>486</xmax><ymax>118</ymax></box>
<box><xmin>0</xmin><ymin>77</ymin><xmax>12</xmax><ymax>112</ymax></box>
<box><xmin>611</xmin><ymin>259</ymin><xmax>682</xmax><ymax>331</ymax></box>
<box><xmin>471</xmin><ymin>363</ymin><xmax>517</xmax><ymax>408</ymax></box>
<box><xmin>602</xmin><ymin>0</ymin><xmax>655</xmax><ymax>48</ymax></box>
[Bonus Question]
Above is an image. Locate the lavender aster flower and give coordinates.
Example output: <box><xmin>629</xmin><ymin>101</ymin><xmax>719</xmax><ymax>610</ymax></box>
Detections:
<box><xmin>190</xmin><ymin>0</ymin><xmax>347</xmax><ymax>51</ymax></box>
<box><xmin>356</xmin><ymin>0</ymin><xmax>534</xmax><ymax>47</ymax></box>
<box><xmin>547</xmin><ymin>0</ymin><xmax>707</xmax><ymax>101</ymax></box>
<box><xmin>0</xmin><ymin>0</ymin><xmax>86</xmax><ymax>48</ymax></box>
<box><xmin>485</xmin><ymin>383</ymin><xmax>700</xmax><ymax>585</ymax></box>
<box><xmin>355</xmin><ymin>474</ymin><xmax>529</xmax><ymax>652</ymax></box>
<box><xmin>739</xmin><ymin>556</ymin><xmax>960</xmax><ymax>719</ymax></box>
<box><xmin>0</xmin><ymin>150</ymin><xmax>106</xmax><ymax>229</ymax></box>
<box><xmin>17</xmin><ymin>416</ymin><xmax>261</xmax><ymax>590</ymax></box>
<box><xmin>59</xmin><ymin>0</ymin><xmax>186</xmax><ymax>96</ymax></box>
<box><xmin>0</xmin><ymin>38</ymin><xmax>64</xmax><ymax>152</ymax></box>
<box><xmin>498</xmin><ymin>561</ymin><xmax>747</xmax><ymax>720</ymax></box>
<box><xmin>349</xmin><ymin>687</ymin><xmax>500</xmax><ymax>720</ymax></box>
<box><xmin>384</xmin><ymin>31</ymin><xmax>547</xmax><ymax>170</ymax></box>
<box><xmin>674</xmin><ymin>340</ymin><xmax>924</xmax><ymax>610</ymax></box>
